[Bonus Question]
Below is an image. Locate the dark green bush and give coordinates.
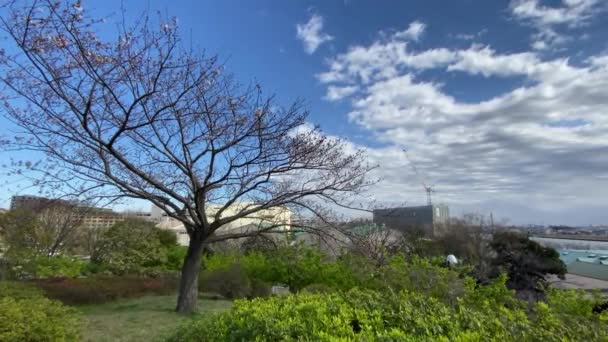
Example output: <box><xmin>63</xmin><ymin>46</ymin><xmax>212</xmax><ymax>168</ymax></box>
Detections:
<box><xmin>0</xmin><ymin>282</ymin><xmax>82</xmax><ymax>342</ymax></box>
<box><xmin>199</xmin><ymin>264</ymin><xmax>251</xmax><ymax>299</ymax></box>
<box><xmin>249</xmin><ymin>278</ymin><xmax>271</xmax><ymax>299</ymax></box>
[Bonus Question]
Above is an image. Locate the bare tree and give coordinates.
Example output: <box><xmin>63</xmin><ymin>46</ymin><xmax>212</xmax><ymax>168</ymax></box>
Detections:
<box><xmin>0</xmin><ymin>204</ymin><xmax>84</xmax><ymax>257</ymax></box>
<box><xmin>36</xmin><ymin>204</ymin><xmax>85</xmax><ymax>256</ymax></box>
<box><xmin>345</xmin><ymin>220</ymin><xmax>403</xmax><ymax>266</ymax></box>
<box><xmin>0</xmin><ymin>1</ymin><xmax>373</xmax><ymax>312</ymax></box>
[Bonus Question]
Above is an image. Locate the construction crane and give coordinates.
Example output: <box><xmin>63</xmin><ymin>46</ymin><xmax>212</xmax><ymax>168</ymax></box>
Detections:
<box><xmin>403</xmin><ymin>149</ymin><xmax>436</xmax><ymax>206</ymax></box>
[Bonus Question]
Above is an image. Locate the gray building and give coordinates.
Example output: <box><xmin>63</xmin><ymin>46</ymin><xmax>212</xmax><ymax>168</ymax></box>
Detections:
<box><xmin>373</xmin><ymin>204</ymin><xmax>449</xmax><ymax>237</ymax></box>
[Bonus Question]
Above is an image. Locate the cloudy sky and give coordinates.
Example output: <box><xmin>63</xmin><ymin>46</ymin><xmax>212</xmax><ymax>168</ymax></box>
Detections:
<box><xmin>1</xmin><ymin>0</ymin><xmax>608</xmax><ymax>225</ymax></box>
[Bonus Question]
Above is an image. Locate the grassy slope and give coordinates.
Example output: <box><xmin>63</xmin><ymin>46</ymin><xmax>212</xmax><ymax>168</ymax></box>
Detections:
<box><xmin>78</xmin><ymin>295</ymin><xmax>232</xmax><ymax>342</ymax></box>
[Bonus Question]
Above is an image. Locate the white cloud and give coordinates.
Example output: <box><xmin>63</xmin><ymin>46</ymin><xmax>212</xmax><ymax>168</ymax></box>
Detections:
<box><xmin>393</xmin><ymin>20</ymin><xmax>426</xmax><ymax>41</ymax></box>
<box><xmin>510</xmin><ymin>0</ymin><xmax>599</xmax><ymax>27</ymax></box>
<box><xmin>317</xmin><ymin>25</ymin><xmax>608</xmax><ymax>224</ymax></box>
<box><xmin>316</xmin><ymin>38</ymin><xmax>456</xmax><ymax>85</ymax></box>
<box><xmin>447</xmin><ymin>46</ymin><xmax>541</xmax><ymax>77</ymax></box>
<box><xmin>531</xmin><ymin>40</ymin><xmax>548</xmax><ymax>50</ymax></box>
<box><xmin>510</xmin><ymin>0</ymin><xmax>602</xmax><ymax>49</ymax></box>
<box><xmin>324</xmin><ymin>85</ymin><xmax>359</xmax><ymax>101</ymax></box>
<box><xmin>296</xmin><ymin>14</ymin><xmax>334</xmax><ymax>54</ymax></box>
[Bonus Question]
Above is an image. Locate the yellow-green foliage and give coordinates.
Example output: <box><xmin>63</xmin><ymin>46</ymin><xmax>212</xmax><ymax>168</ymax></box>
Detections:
<box><xmin>202</xmin><ymin>246</ymin><xmax>355</xmax><ymax>294</ymax></box>
<box><xmin>0</xmin><ymin>282</ymin><xmax>82</xmax><ymax>342</ymax></box>
<box><xmin>169</xmin><ymin>274</ymin><xmax>608</xmax><ymax>341</ymax></box>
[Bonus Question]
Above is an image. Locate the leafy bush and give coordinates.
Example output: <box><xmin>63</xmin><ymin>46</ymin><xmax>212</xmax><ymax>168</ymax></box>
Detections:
<box><xmin>166</xmin><ymin>245</ymin><xmax>188</xmax><ymax>271</ymax></box>
<box><xmin>0</xmin><ymin>281</ymin><xmax>43</xmax><ymax>299</ymax></box>
<box><xmin>377</xmin><ymin>256</ymin><xmax>467</xmax><ymax>305</ymax></box>
<box><xmin>201</xmin><ymin>248</ymin><xmax>470</xmax><ymax>299</ymax></box>
<box><xmin>0</xmin><ymin>282</ymin><xmax>82</xmax><ymax>342</ymax></box>
<box><xmin>2</xmin><ymin>252</ymin><xmax>87</xmax><ymax>280</ymax></box>
<box><xmin>202</xmin><ymin>246</ymin><xmax>361</xmax><ymax>294</ymax></box>
<box><xmin>92</xmin><ymin>219</ymin><xmax>178</xmax><ymax>276</ymax></box>
<box><xmin>34</xmin><ymin>255</ymin><xmax>88</xmax><ymax>278</ymax></box>
<box><xmin>301</xmin><ymin>283</ymin><xmax>333</xmax><ymax>294</ymax></box>
<box><xmin>33</xmin><ymin>275</ymin><xmax>178</xmax><ymax>305</ymax></box>
<box><xmin>168</xmin><ymin>286</ymin><xmax>608</xmax><ymax>342</ymax></box>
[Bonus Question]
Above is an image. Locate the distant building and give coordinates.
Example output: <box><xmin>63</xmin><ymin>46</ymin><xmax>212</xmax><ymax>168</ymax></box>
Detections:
<box><xmin>153</xmin><ymin>202</ymin><xmax>292</xmax><ymax>246</ymax></box>
<box><xmin>373</xmin><ymin>204</ymin><xmax>449</xmax><ymax>237</ymax></box>
<box><xmin>81</xmin><ymin>210</ymin><xmax>127</xmax><ymax>229</ymax></box>
<box><xmin>10</xmin><ymin>195</ymin><xmax>72</xmax><ymax>211</ymax></box>
<box><xmin>8</xmin><ymin>195</ymin><xmax>155</xmax><ymax>230</ymax></box>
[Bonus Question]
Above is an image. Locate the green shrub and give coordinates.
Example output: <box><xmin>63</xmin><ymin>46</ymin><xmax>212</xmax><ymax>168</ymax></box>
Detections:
<box><xmin>0</xmin><ymin>282</ymin><xmax>82</xmax><ymax>342</ymax></box>
<box><xmin>301</xmin><ymin>283</ymin><xmax>333</xmax><ymax>294</ymax></box>
<box><xmin>378</xmin><ymin>255</ymin><xmax>467</xmax><ymax>305</ymax></box>
<box><xmin>0</xmin><ymin>281</ymin><xmax>43</xmax><ymax>300</ymax></box>
<box><xmin>1</xmin><ymin>252</ymin><xmax>88</xmax><ymax>280</ymax></box>
<box><xmin>166</xmin><ymin>245</ymin><xmax>188</xmax><ymax>271</ymax></box>
<box><xmin>167</xmin><ymin>287</ymin><xmax>608</xmax><ymax>342</ymax></box>
<box><xmin>202</xmin><ymin>246</ymin><xmax>358</xmax><ymax>293</ymax></box>
<box><xmin>34</xmin><ymin>255</ymin><xmax>88</xmax><ymax>278</ymax></box>
<box><xmin>93</xmin><ymin>219</ymin><xmax>177</xmax><ymax>276</ymax></box>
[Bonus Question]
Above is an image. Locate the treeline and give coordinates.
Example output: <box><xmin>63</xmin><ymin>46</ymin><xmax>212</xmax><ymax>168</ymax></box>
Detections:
<box><xmin>0</xmin><ymin>209</ymin><xmax>184</xmax><ymax>279</ymax></box>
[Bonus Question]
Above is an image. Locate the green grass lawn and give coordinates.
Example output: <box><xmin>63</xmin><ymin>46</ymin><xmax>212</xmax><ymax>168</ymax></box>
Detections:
<box><xmin>78</xmin><ymin>295</ymin><xmax>232</xmax><ymax>342</ymax></box>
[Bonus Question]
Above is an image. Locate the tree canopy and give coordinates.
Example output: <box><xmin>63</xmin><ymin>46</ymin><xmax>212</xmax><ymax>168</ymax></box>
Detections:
<box><xmin>0</xmin><ymin>0</ymin><xmax>373</xmax><ymax>312</ymax></box>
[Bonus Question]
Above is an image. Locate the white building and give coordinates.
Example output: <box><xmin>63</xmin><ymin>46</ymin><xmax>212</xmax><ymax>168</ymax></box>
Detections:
<box><xmin>153</xmin><ymin>202</ymin><xmax>291</xmax><ymax>246</ymax></box>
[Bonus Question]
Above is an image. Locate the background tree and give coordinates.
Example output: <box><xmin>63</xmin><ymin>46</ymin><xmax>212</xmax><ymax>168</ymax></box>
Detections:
<box><xmin>0</xmin><ymin>207</ymin><xmax>87</xmax><ymax>278</ymax></box>
<box><xmin>93</xmin><ymin>218</ymin><xmax>176</xmax><ymax>275</ymax></box>
<box><xmin>0</xmin><ymin>1</ymin><xmax>373</xmax><ymax>312</ymax></box>
<box><xmin>0</xmin><ymin>206</ymin><xmax>83</xmax><ymax>257</ymax></box>
<box><xmin>346</xmin><ymin>221</ymin><xmax>403</xmax><ymax>267</ymax></box>
<box><xmin>0</xmin><ymin>209</ymin><xmax>40</xmax><ymax>256</ymax></box>
<box><xmin>435</xmin><ymin>216</ymin><xmax>493</xmax><ymax>280</ymax></box>
<box><xmin>488</xmin><ymin>231</ymin><xmax>566</xmax><ymax>299</ymax></box>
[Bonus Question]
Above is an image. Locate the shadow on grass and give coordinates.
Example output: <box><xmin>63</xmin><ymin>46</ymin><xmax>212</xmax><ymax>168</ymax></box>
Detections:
<box><xmin>78</xmin><ymin>294</ymin><xmax>232</xmax><ymax>342</ymax></box>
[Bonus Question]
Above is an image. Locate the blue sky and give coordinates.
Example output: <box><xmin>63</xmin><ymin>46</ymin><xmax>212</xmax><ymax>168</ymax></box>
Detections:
<box><xmin>2</xmin><ymin>0</ymin><xmax>608</xmax><ymax>225</ymax></box>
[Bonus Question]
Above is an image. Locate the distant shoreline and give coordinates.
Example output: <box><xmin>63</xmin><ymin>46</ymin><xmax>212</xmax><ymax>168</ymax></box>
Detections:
<box><xmin>531</xmin><ymin>236</ymin><xmax>608</xmax><ymax>251</ymax></box>
<box><xmin>532</xmin><ymin>234</ymin><xmax>608</xmax><ymax>242</ymax></box>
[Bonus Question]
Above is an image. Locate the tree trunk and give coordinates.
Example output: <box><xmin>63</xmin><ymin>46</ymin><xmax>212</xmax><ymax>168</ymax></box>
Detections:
<box><xmin>176</xmin><ymin>237</ymin><xmax>205</xmax><ymax>313</ymax></box>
